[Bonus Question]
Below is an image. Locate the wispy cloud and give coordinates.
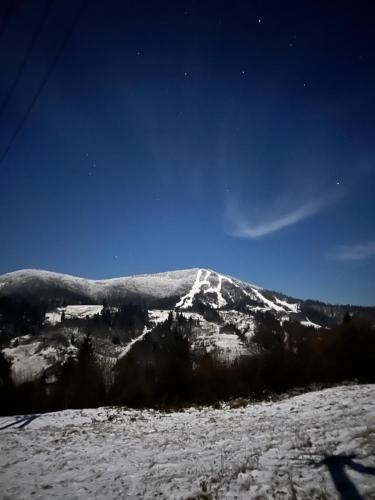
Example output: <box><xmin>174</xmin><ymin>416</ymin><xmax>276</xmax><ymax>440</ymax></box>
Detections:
<box><xmin>330</xmin><ymin>241</ymin><xmax>375</xmax><ymax>261</ymax></box>
<box><xmin>225</xmin><ymin>191</ymin><xmax>343</xmax><ymax>239</ymax></box>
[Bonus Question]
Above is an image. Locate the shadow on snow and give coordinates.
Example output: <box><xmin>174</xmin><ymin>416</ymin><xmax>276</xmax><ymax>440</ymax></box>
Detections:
<box><xmin>0</xmin><ymin>414</ymin><xmax>40</xmax><ymax>431</ymax></box>
<box><xmin>321</xmin><ymin>454</ymin><xmax>375</xmax><ymax>500</ymax></box>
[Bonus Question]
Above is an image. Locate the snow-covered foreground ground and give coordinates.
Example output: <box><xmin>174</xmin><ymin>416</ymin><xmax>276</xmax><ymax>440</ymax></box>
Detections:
<box><xmin>1</xmin><ymin>385</ymin><xmax>374</xmax><ymax>499</ymax></box>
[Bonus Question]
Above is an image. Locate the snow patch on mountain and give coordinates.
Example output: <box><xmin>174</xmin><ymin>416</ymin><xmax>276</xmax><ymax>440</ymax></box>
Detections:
<box><xmin>274</xmin><ymin>297</ymin><xmax>300</xmax><ymax>313</ymax></box>
<box><xmin>46</xmin><ymin>305</ymin><xmax>103</xmax><ymax>325</ymax></box>
<box><xmin>221</xmin><ymin>310</ymin><xmax>257</xmax><ymax>339</ymax></box>
<box><xmin>3</xmin><ymin>341</ymin><xmax>76</xmax><ymax>383</ymax></box>
<box><xmin>176</xmin><ymin>268</ymin><xmax>254</xmax><ymax>310</ymax></box>
<box><xmin>176</xmin><ymin>269</ymin><xmax>229</xmax><ymax>309</ymax></box>
<box><xmin>251</xmin><ymin>288</ymin><xmax>285</xmax><ymax>312</ymax></box>
<box><xmin>175</xmin><ymin>269</ymin><xmax>206</xmax><ymax>308</ymax></box>
<box><xmin>0</xmin><ymin>268</ymin><xmax>199</xmax><ymax>303</ymax></box>
<box><xmin>118</xmin><ymin>326</ymin><xmax>149</xmax><ymax>359</ymax></box>
<box><xmin>300</xmin><ymin>317</ymin><xmax>322</xmax><ymax>329</ymax></box>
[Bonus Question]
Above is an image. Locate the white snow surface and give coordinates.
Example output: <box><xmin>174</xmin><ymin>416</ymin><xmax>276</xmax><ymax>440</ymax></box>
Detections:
<box><xmin>251</xmin><ymin>288</ymin><xmax>285</xmax><ymax>312</ymax></box>
<box><xmin>2</xmin><ymin>342</ymin><xmax>50</xmax><ymax>381</ymax></box>
<box><xmin>274</xmin><ymin>297</ymin><xmax>300</xmax><ymax>313</ymax></box>
<box><xmin>3</xmin><ymin>342</ymin><xmax>76</xmax><ymax>383</ymax></box>
<box><xmin>45</xmin><ymin>305</ymin><xmax>103</xmax><ymax>325</ymax></box>
<box><xmin>0</xmin><ymin>268</ymin><xmax>268</xmax><ymax>311</ymax></box>
<box><xmin>300</xmin><ymin>317</ymin><xmax>322</xmax><ymax>329</ymax></box>
<box><xmin>220</xmin><ymin>310</ymin><xmax>257</xmax><ymax>340</ymax></box>
<box><xmin>176</xmin><ymin>269</ymin><xmax>229</xmax><ymax>309</ymax></box>
<box><xmin>118</xmin><ymin>326</ymin><xmax>149</xmax><ymax>359</ymax></box>
<box><xmin>0</xmin><ymin>385</ymin><xmax>374</xmax><ymax>499</ymax></box>
<box><xmin>0</xmin><ymin>268</ymin><xmax>201</xmax><ymax>302</ymax></box>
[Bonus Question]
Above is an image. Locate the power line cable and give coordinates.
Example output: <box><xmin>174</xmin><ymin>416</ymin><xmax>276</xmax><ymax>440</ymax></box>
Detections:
<box><xmin>0</xmin><ymin>0</ymin><xmax>55</xmax><ymax>120</ymax></box>
<box><xmin>0</xmin><ymin>0</ymin><xmax>88</xmax><ymax>167</ymax></box>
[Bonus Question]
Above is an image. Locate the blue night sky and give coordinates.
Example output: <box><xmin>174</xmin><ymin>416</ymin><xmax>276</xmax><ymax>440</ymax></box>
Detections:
<box><xmin>0</xmin><ymin>0</ymin><xmax>374</xmax><ymax>305</ymax></box>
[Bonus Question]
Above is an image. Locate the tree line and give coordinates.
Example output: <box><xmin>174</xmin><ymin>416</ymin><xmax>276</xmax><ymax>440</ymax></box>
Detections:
<box><xmin>0</xmin><ymin>310</ymin><xmax>374</xmax><ymax>415</ymax></box>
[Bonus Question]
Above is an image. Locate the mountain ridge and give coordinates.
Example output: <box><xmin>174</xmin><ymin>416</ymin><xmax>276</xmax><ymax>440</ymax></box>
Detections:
<box><xmin>0</xmin><ymin>266</ymin><xmax>373</xmax><ymax>308</ymax></box>
<box><xmin>1</xmin><ymin>267</ymin><xmax>375</xmax><ymax>384</ymax></box>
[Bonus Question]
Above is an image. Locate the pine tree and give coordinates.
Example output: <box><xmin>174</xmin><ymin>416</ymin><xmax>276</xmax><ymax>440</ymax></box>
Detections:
<box><xmin>75</xmin><ymin>332</ymin><xmax>106</xmax><ymax>408</ymax></box>
<box><xmin>0</xmin><ymin>350</ymin><xmax>13</xmax><ymax>415</ymax></box>
<box><xmin>0</xmin><ymin>350</ymin><xmax>12</xmax><ymax>387</ymax></box>
<box><xmin>78</xmin><ymin>332</ymin><xmax>94</xmax><ymax>366</ymax></box>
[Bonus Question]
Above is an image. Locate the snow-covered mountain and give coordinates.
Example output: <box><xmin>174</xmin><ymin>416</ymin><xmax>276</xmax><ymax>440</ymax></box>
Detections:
<box><xmin>1</xmin><ymin>267</ymin><xmax>374</xmax><ymax>381</ymax></box>
<box><xmin>1</xmin><ymin>267</ymin><xmax>373</xmax><ymax>323</ymax></box>
<box><xmin>0</xmin><ymin>267</ymin><xmax>299</xmax><ymax>317</ymax></box>
<box><xmin>0</xmin><ymin>267</ymin><xmax>267</xmax><ymax>308</ymax></box>
<box><xmin>0</xmin><ymin>268</ymin><xmax>199</xmax><ymax>306</ymax></box>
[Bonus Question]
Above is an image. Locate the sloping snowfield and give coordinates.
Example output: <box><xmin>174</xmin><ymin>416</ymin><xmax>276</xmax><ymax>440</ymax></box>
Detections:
<box><xmin>1</xmin><ymin>385</ymin><xmax>374</xmax><ymax>499</ymax></box>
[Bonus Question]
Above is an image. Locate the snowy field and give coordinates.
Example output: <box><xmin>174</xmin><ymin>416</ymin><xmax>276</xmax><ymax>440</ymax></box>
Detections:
<box><xmin>0</xmin><ymin>385</ymin><xmax>374</xmax><ymax>499</ymax></box>
<box><xmin>45</xmin><ymin>305</ymin><xmax>104</xmax><ymax>325</ymax></box>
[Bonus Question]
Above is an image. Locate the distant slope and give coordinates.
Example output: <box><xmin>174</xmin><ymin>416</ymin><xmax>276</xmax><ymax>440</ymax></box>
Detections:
<box><xmin>1</xmin><ymin>268</ymin><xmax>374</xmax><ymax>325</ymax></box>
<box><xmin>0</xmin><ymin>268</ymin><xmax>198</xmax><ymax>306</ymax></box>
<box><xmin>1</xmin><ymin>268</ymin><xmax>375</xmax><ymax>380</ymax></box>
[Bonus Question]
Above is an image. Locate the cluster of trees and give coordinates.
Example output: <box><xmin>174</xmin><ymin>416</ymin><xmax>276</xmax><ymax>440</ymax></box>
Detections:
<box><xmin>194</xmin><ymin>302</ymin><xmax>222</xmax><ymax>323</ymax></box>
<box><xmin>57</xmin><ymin>301</ymin><xmax>149</xmax><ymax>345</ymax></box>
<box><xmin>192</xmin><ymin>312</ymin><xmax>375</xmax><ymax>403</ymax></box>
<box><xmin>251</xmin><ymin>312</ymin><xmax>375</xmax><ymax>391</ymax></box>
<box><xmin>98</xmin><ymin>301</ymin><xmax>149</xmax><ymax>331</ymax></box>
<box><xmin>0</xmin><ymin>314</ymin><xmax>192</xmax><ymax>414</ymax></box>
<box><xmin>110</xmin><ymin>313</ymin><xmax>193</xmax><ymax>407</ymax></box>
<box><xmin>1</xmin><ymin>311</ymin><xmax>374</xmax><ymax>415</ymax></box>
<box><xmin>0</xmin><ymin>297</ymin><xmax>46</xmax><ymax>339</ymax></box>
<box><xmin>0</xmin><ymin>331</ymin><xmax>107</xmax><ymax>415</ymax></box>
<box><xmin>0</xmin><ymin>296</ymin><xmax>150</xmax><ymax>348</ymax></box>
